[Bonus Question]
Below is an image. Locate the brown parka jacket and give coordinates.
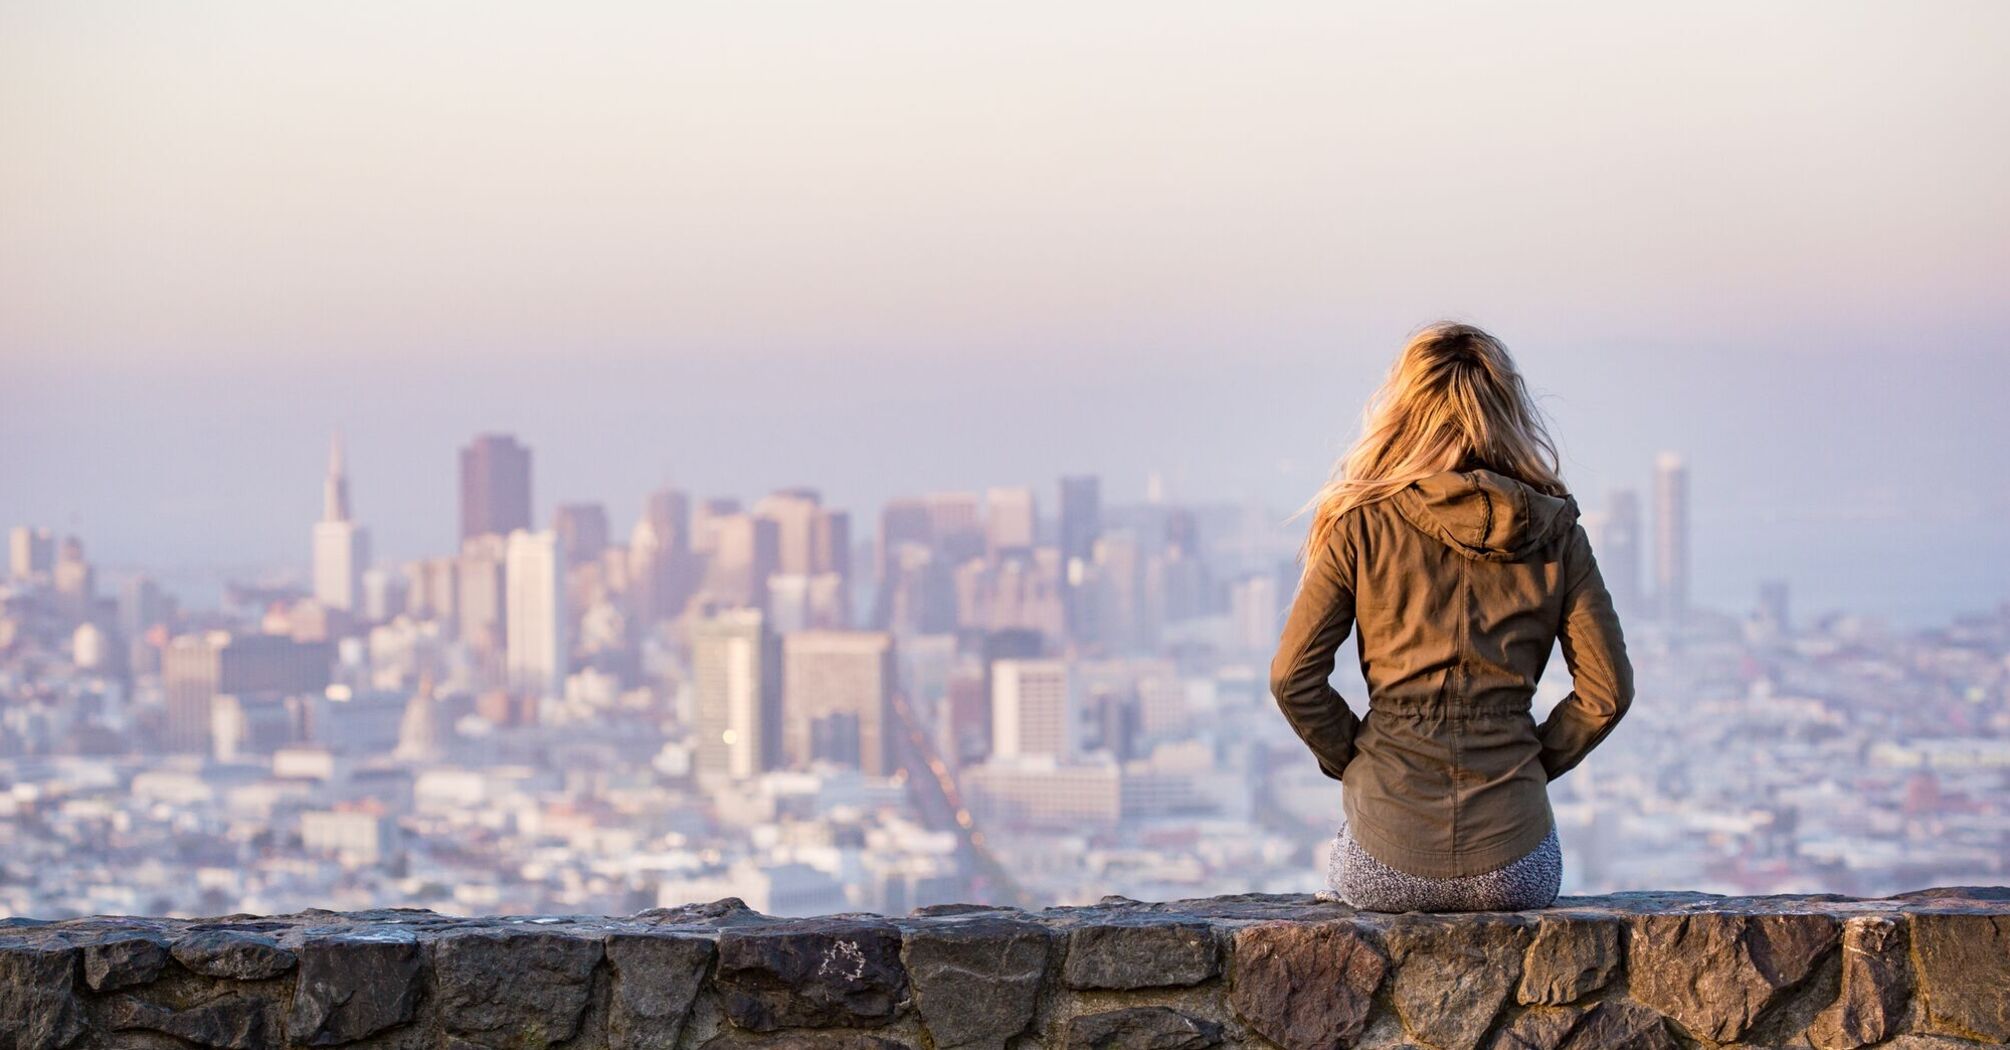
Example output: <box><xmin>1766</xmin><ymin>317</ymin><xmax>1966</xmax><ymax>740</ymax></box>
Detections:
<box><xmin>1270</xmin><ymin>467</ymin><xmax>1634</xmax><ymax>878</ymax></box>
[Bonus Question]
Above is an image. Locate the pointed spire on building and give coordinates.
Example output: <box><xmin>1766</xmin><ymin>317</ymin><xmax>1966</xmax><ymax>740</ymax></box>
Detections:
<box><xmin>324</xmin><ymin>431</ymin><xmax>352</xmax><ymax>523</ymax></box>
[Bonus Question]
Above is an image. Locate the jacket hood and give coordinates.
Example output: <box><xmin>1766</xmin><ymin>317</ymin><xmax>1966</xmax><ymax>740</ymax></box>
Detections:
<box><xmin>1392</xmin><ymin>468</ymin><xmax>1580</xmax><ymax>562</ymax></box>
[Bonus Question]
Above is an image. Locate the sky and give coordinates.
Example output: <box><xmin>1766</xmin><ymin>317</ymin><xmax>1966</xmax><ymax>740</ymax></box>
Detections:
<box><xmin>3</xmin><ymin>1</ymin><xmax>2007</xmax><ymax>625</ymax></box>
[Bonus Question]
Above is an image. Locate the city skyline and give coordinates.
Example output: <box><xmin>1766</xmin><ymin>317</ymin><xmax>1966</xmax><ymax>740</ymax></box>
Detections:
<box><xmin>5</xmin><ymin>418</ymin><xmax>1979</xmax><ymax>639</ymax></box>
<box><xmin>5</xmin><ymin>3</ymin><xmax>2008</xmax><ymax>629</ymax></box>
<box><xmin>2</xmin><ymin>2</ymin><xmax>2005</xmax><ymax>920</ymax></box>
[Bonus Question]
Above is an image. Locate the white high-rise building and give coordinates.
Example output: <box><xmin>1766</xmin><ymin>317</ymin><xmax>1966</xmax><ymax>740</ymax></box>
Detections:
<box><xmin>691</xmin><ymin>609</ymin><xmax>778</xmax><ymax>781</ymax></box>
<box><xmin>8</xmin><ymin>526</ymin><xmax>54</xmax><ymax>581</ymax></box>
<box><xmin>754</xmin><ymin>488</ymin><xmax>822</xmax><ymax>576</ymax></box>
<box><xmin>1229</xmin><ymin>573</ymin><xmax>1281</xmax><ymax>655</ymax></box>
<box><xmin>991</xmin><ymin>657</ymin><xmax>1073</xmax><ymax>759</ymax></box>
<box><xmin>1653</xmin><ymin>452</ymin><xmax>1689</xmax><ymax>623</ymax></box>
<box><xmin>985</xmin><ymin>486</ymin><xmax>1037</xmax><ymax>555</ymax></box>
<box><xmin>505</xmin><ymin>529</ymin><xmax>567</xmax><ymax>698</ymax></box>
<box><xmin>311</xmin><ymin>433</ymin><xmax>371</xmax><ymax>613</ymax></box>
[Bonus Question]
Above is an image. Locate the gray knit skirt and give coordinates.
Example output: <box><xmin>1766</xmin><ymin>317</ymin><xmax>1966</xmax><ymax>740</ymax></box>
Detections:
<box><xmin>1320</xmin><ymin>818</ymin><xmax>1562</xmax><ymax>912</ymax></box>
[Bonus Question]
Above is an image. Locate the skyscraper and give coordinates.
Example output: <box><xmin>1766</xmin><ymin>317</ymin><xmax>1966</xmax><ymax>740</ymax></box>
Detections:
<box><xmin>1060</xmin><ymin>475</ymin><xmax>1104</xmax><ymax>640</ymax></box>
<box><xmin>1058</xmin><ymin>475</ymin><xmax>1102</xmax><ymax>565</ymax></box>
<box><xmin>877</xmin><ymin>498</ymin><xmax>932</xmax><ymax>578</ymax></box>
<box><xmin>7</xmin><ymin>526</ymin><xmax>53</xmax><ymax>581</ymax></box>
<box><xmin>1600</xmin><ymin>489</ymin><xmax>1643</xmax><ymax>617</ymax></box>
<box><xmin>1653</xmin><ymin>452</ymin><xmax>1690</xmax><ymax>622</ymax></box>
<box><xmin>644</xmin><ymin>488</ymin><xmax>692</xmax><ymax>555</ymax></box>
<box><xmin>691</xmin><ymin>497</ymin><xmax>743</xmax><ymax>555</ymax></box>
<box><xmin>311</xmin><ymin>433</ymin><xmax>371</xmax><ymax>613</ymax></box>
<box><xmin>552</xmin><ymin>503</ymin><xmax>610</xmax><ymax>566</ymax></box>
<box><xmin>704</xmin><ymin>514</ymin><xmax>780</xmax><ymax>611</ymax></box>
<box><xmin>505</xmin><ymin>529</ymin><xmax>568</xmax><ymax>699</ymax></box>
<box><xmin>781</xmin><ymin>630</ymin><xmax>897</xmax><ymax>776</ymax></box>
<box><xmin>984</xmin><ymin>486</ymin><xmax>1037</xmax><ymax>556</ymax></box>
<box><xmin>925</xmin><ymin>492</ymin><xmax>985</xmax><ymax>565</ymax></box>
<box><xmin>459</xmin><ymin>433</ymin><xmax>532</xmax><ymax>542</ymax></box>
<box><xmin>691</xmin><ymin>608</ymin><xmax>781</xmax><ymax>781</ymax></box>
<box><xmin>991</xmin><ymin>658</ymin><xmax>1073</xmax><ymax>759</ymax></box>
<box><xmin>812</xmin><ymin>508</ymin><xmax>851</xmax><ymax>587</ymax></box>
<box><xmin>162</xmin><ymin>631</ymin><xmax>331</xmax><ymax>754</ymax></box>
<box><xmin>755</xmin><ymin>488</ymin><xmax>823</xmax><ymax>575</ymax></box>
<box><xmin>457</xmin><ymin>534</ymin><xmax>508</xmax><ymax>652</ymax></box>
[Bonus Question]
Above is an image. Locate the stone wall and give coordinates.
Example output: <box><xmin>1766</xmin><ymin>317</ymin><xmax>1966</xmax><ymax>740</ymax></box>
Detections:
<box><xmin>1</xmin><ymin>887</ymin><xmax>2006</xmax><ymax>1050</ymax></box>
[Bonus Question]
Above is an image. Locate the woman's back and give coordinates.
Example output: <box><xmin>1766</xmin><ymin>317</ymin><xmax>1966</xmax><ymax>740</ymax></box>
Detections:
<box><xmin>1271</xmin><ymin>466</ymin><xmax>1633</xmax><ymax>880</ymax></box>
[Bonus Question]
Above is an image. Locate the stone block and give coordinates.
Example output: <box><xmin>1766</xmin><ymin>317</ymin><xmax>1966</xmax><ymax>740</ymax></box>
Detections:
<box><xmin>1229</xmin><ymin>920</ymin><xmax>1387</xmax><ymax>1050</ymax></box>
<box><xmin>1063</xmin><ymin>920</ymin><xmax>1220</xmax><ymax>990</ymax></box>
<box><xmin>715</xmin><ymin>918</ymin><xmax>908</xmax><ymax>1031</ymax></box>
<box><xmin>905</xmin><ymin>917</ymin><xmax>1052</xmax><ymax>1050</ymax></box>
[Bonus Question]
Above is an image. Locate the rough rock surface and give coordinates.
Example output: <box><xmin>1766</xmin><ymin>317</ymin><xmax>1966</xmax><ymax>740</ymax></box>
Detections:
<box><xmin>715</xmin><ymin>917</ymin><xmax>910</xmax><ymax>1031</ymax></box>
<box><xmin>1061</xmin><ymin>1006</ymin><xmax>1225</xmax><ymax>1049</ymax></box>
<box><xmin>1626</xmin><ymin>910</ymin><xmax>1841</xmax><ymax>1042</ymax></box>
<box><xmin>1516</xmin><ymin>912</ymin><xmax>1622</xmax><ymax>1006</ymax></box>
<box><xmin>0</xmin><ymin>887</ymin><xmax>2001</xmax><ymax>1049</ymax></box>
<box><xmin>1385</xmin><ymin>915</ymin><xmax>1532</xmax><ymax>1050</ymax></box>
<box><xmin>903</xmin><ymin>916</ymin><xmax>1052</xmax><ymax>1050</ymax></box>
<box><xmin>606</xmin><ymin>929</ymin><xmax>716</xmax><ymax>1050</ymax></box>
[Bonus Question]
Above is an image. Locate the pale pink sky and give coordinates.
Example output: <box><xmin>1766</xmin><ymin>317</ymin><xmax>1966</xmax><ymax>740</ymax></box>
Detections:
<box><xmin>2</xmin><ymin>2</ymin><xmax>2007</xmax><ymax>622</ymax></box>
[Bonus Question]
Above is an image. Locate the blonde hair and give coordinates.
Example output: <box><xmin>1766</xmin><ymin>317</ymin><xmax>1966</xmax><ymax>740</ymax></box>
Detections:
<box><xmin>1296</xmin><ymin>321</ymin><xmax>1567</xmax><ymax>563</ymax></box>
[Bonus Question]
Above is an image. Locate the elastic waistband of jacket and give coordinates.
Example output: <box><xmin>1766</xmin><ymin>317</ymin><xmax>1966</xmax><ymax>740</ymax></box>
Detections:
<box><xmin>1367</xmin><ymin>695</ymin><xmax>1531</xmax><ymax>718</ymax></box>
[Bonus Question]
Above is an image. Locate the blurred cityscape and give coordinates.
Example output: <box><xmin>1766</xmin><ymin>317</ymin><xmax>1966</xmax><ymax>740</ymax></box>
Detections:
<box><xmin>1</xmin><ymin>435</ymin><xmax>2004</xmax><ymax>919</ymax></box>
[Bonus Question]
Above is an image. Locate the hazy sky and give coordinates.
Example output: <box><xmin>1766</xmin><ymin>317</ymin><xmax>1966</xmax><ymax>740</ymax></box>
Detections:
<box><xmin>3</xmin><ymin>2</ymin><xmax>2007</xmax><ymax>624</ymax></box>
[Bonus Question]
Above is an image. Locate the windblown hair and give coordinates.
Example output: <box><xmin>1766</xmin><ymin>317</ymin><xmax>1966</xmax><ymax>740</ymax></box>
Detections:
<box><xmin>1296</xmin><ymin>321</ymin><xmax>1567</xmax><ymax>563</ymax></box>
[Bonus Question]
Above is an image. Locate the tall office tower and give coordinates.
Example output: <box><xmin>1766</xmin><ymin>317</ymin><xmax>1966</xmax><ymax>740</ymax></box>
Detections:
<box><xmin>705</xmin><ymin>514</ymin><xmax>780</xmax><ymax>611</ymax></box>
<box><xmin>1601</xmin><ymin>490</ymin><xmax>1644</xmax><ymax>617</ymax></box>
<box><xmin>457</xmin><ymin>534</ymin><xmax>509</xmax><ymax>651</ymax></box>
<box><xmin>552</xmin><ymin>503</ymin><xmax>610</xmax><ymax>566</ymax></box>
<box><xmin>627</xmin><ymin>517</ymin><xmax>667</xmax><ymax>624</ymax></box>
<box><xmin>767</xmin><ymin>573</ymin><xmax>850</xmax><ymax>634</ymax></box>
<box><xmin>459</xmin><ymin>433</ymin><xmax>533</xmax><ymax>542</ymax></box>
<box><xmin>691</xmin><ymin>608</ymin><xmax>781</xmax><ymax>781</ymax></box>
<box><xmin>1653</xmin><ymin>453</ymin><xmax>1689</xmax><ymax>622</ymax></box>
<box><xmin>984</xmin><ymin>487</ymin><xmax>1037</xmax><ymax>557</ymax></box>
<box><xmin>360</xmin><ymin>568</ymin><xmax>408</xmax><ymax>623</ymax></box>
<box><xmin>991</xmin><ymin>658</ymin><xmax>1073</xmax><ymax>760</ymax></box>
<box><xmin>925</xmin><ymin>492</ymin><xmax>986</xmax><ymax>564</ymax></box>
<box><xmin>8</xmin><ymin>526</ymin><xmax>54</xmax><ymax>581</ymax></box>
<box><xmin>781</xmin><ymin>630</ymin><xmax>897</xmax><ymax>775</ymax></box>
<box><xmin>812</xmin><ymin>508</ymin><xmax>851</xmax><ymax>586</ymax></box>
<box><xmin>691</xmin><ymin>497</ymin><xmax>743</xmax><ymax>555</ymax></box>
<box><xmin>1059</xmin><ymin>476</ymin><xmax>1102</xmax><ymax>642</ymax></box>
<box><xmin>1229</xmin><ymin>573</ymin><xmax>1281</xmax><ymax>654</ymax></box>
<box><xmin>644</xmin><ymin>488</ymin><xmax>692</xmax><ymax>555</ymax></box>
<box><xmin>984</xmin><ymin>549</ymin><xmax>1067</xmax><ymax>643</ymax></box>
<box><xmin>877</xmin><ymin>498</ymin><xmax>933</xmax><ymax>578</ymax></box>
<box><xmin>754</xmin><ymin>488</ymin><xmax>823</xmax><ymax>575</ymax></box>
<box><xmin>406</xmin><ymin>557</ymin><xmax>460</xmax><ymax>625</ymax></box>
<box><xmin>1093</xmin><ymin>530</ymin><xmax>1146</xmax><ymax>652</ymax></box>
<box><xmin>876</xmin><ymin>546</ymin><xmax>958</xmax><ymax>636</ymax></box>
<box><xmin>50</xmin><ymin>536</ymin><xmax>95</xmax><ymax>621</ymax></box>
<box><xmin>311</xmin><ymin>434</ymin><xmax>372</xmax><ymax>613</ymax></box>
<box><xmin>505</xmin><ymin>529</ymin><xmax>568</xmax><ymax>699</ymax></box>
<box><xmin>162</xmin><ymin>631</ymin><xmax>332</xmax><ymax>754</ymax></box>
<box><xmin>1058</xmin><ymin>475</ymin><xmax>1102</xmax><ymax>565</ymax></box>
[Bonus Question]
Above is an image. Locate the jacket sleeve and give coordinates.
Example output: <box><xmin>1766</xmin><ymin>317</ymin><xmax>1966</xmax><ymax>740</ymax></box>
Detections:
<box><xmin>1269</xmin><ymin>518</ymin><xmax>1363</xmax><ymax>781</ymax></box>
<box><xmin>1536</xmin><ymin>523</ymin><xmax>1635</xmax><ymax>781</ymax></box>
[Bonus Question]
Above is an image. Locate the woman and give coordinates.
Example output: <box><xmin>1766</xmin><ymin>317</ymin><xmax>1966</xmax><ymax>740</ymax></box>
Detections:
<box><xmin>1270</xmin><ymin>321</ymin><xmax>1633</xmax><ymax>912</ymax></box>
